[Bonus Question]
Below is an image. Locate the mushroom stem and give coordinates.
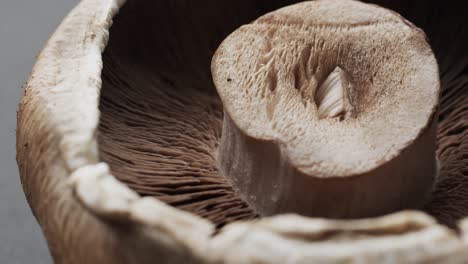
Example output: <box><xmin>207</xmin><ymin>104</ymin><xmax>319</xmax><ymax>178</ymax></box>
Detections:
<box><xmin>219</xmin><ymin>111</ymin><xmax>438</xmax><ymax>218</ymax></box>
<box><xmin>213</xmin><ymin>0</ymin><xmax>440</xmax><ymax>218</ymax></box>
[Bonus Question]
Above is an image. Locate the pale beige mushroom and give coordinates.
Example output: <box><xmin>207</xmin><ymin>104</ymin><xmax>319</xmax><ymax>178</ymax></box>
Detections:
<box><xmin>211</xmin><ymin>0</ymin><xmax>439</xmax><ymax>218</ymax></box>
<box><xmin>16</xmin><ymin>0</ymin><xmax>468</xmax><ymax>263</ymax></box>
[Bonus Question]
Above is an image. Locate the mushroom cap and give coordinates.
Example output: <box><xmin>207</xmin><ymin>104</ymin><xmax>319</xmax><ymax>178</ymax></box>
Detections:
<box><xmin>16</xmin><ymin>0</ymin><xmax>468</xmax><ymax>263</ymax></box>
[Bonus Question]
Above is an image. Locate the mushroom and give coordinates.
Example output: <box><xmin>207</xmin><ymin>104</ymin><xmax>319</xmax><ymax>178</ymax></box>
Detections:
<box><xmin>16</xmin><ymin>0</ymin><xmax>468</xmax><ymax>263</ymax></box>
<box><xmin>211</xmin><ymin>0</ymin><xmax>439</xmax><ymax>218</ymax></box>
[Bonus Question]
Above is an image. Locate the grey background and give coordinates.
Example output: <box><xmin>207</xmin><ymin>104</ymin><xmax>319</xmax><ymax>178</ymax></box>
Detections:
<box><xmin>1</xmin><ymin>0</ymin><xmax>78</xmax><ymax>263</ymax></box>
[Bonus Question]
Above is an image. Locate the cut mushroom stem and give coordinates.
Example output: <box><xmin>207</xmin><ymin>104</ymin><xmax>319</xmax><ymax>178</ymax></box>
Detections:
<box><xmin>212</xmin><ymin>0</ymin><xmax>440</xmax><ymax>218</ymax></box>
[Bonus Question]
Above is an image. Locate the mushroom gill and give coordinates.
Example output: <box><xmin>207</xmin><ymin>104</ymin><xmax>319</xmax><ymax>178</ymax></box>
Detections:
<box><xmin>98</xmin><ymin>0</ymin><xmax>468</xmax><ymax>227</ymax></box>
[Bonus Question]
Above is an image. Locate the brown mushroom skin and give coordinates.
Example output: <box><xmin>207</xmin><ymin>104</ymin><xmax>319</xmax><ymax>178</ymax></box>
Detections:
<box><xmin>17</xmin><ymin>0</ymin><xmax>468</xmax><ymax>262</ymax></box>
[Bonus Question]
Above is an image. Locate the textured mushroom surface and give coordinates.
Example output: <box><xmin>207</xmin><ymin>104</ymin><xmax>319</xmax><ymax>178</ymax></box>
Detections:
<box><xmin>97</xmin><ymin>0</ymin><xmax>467</xmax><ymax>226</ymax></box>
<box><xmin>16</xmin><ymin>0</ymin><xmax>468</xmax><ymax>263</ymax></box>
<box><xmin>97</xmin><ymin>0</ymin><xmax>268</xmax><ymax>227</ymax></box>
<box><xmin>212</xmin><ymin>0</ymin><xmax>439</xmax><ymax>218</ymax></box>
